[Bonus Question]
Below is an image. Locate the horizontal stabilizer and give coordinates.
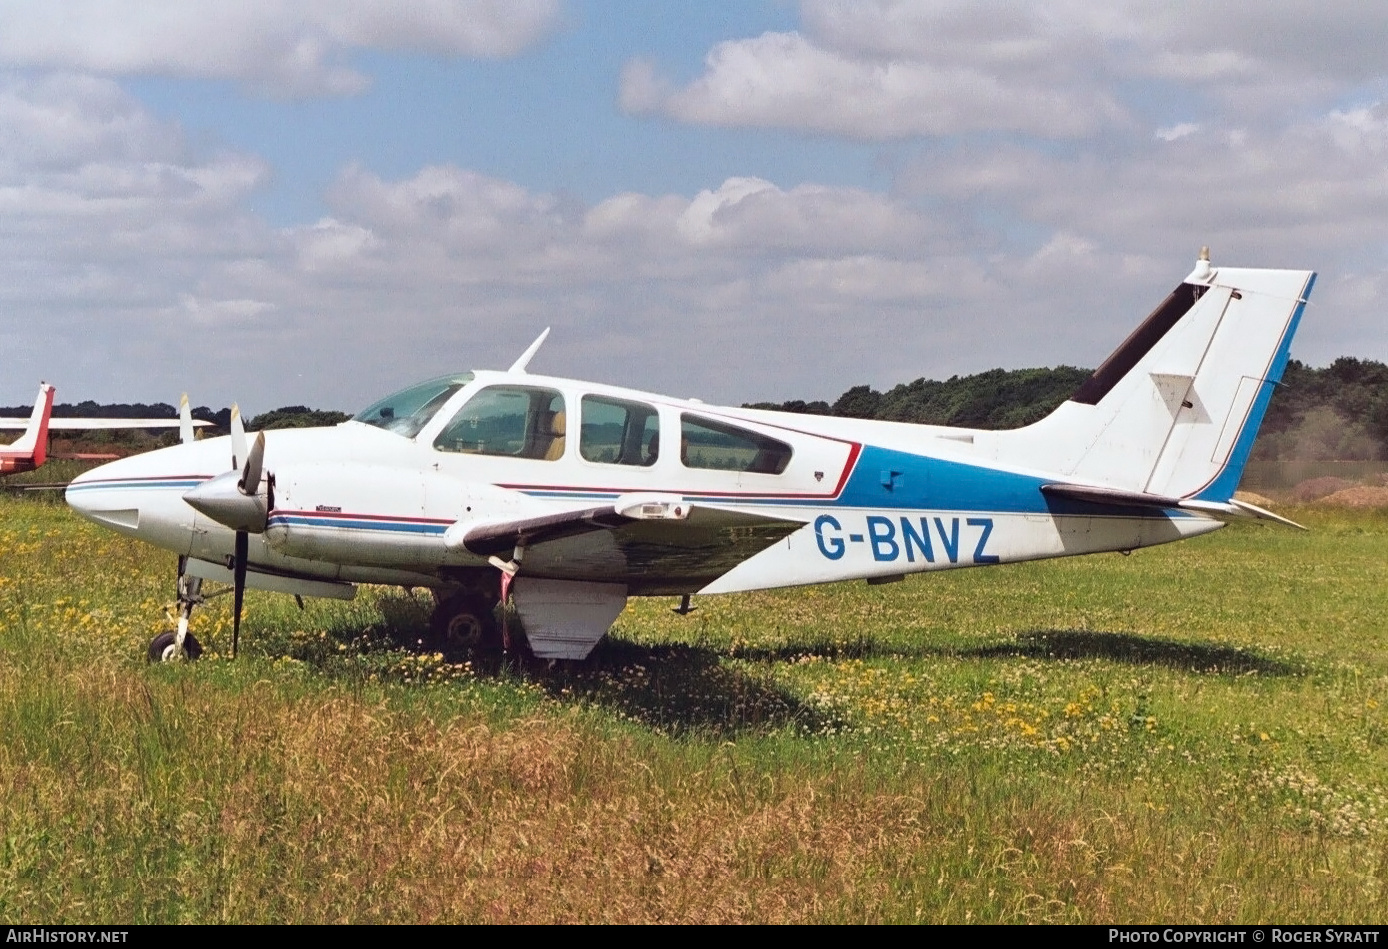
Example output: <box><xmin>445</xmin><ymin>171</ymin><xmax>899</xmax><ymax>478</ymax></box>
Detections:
<box><xmin>1041</xmin><ymin>483</ymin><xmax>1185</xmax><ymax>509</ymax></box>
<box><xmin>1042</xmin><ymin>482</ymin><xmax>1305</xmax><ymax>529</ymax></box>
<box><xmin>1227</xmin><ymin>497</ymin><xmax>1307</xmax><ymax>531</ymax></box>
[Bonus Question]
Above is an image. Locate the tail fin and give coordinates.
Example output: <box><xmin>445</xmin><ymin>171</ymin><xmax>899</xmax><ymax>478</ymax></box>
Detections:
<box><xmin>179</xmin><ymin>393</ymin><xmax>194</xmax><ymax>444</ymax></box>
<box><xmin>8</xmin><ymin>383</ymin><xmax>55</xmax><ymax>466</ymax></box>
<box><xmin>1012</xmin><ymin>252</ymin><xmax>1315</xmax><ymax>503</ymax></box>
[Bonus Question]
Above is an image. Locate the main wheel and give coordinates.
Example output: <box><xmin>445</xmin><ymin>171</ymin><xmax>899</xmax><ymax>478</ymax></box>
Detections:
<box><xmin>428</xmin><ymin>594</ymin><xmax>500</xmax><ymax>657</ymax></box>
<box><xmin>148</xmin><ymin>630</ymin><xmax>203</xmax><ymax>662</ymax></box>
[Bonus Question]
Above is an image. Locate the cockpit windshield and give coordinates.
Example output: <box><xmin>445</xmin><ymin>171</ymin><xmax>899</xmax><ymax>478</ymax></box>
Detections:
<box><xmin>352</xmin><ymin>373</ymin><xmax>475</xmax><ymax>439</ymax></box>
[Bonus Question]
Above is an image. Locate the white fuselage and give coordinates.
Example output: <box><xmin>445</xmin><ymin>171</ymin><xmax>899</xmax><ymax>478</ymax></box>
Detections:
<box><xmin>65</xmin><ymin>369</ymin><xmax>1220</xmax><ymax>598</ymax></box>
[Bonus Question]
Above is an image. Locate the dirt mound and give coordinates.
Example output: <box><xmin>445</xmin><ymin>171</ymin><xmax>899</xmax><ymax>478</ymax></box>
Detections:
<box><xmin>1290</xmin><ymin>476</ymin><xmax>1357</xmax><ymax>502</ymax></box>
<box><xmin>1233</xmin><ymin>490</ymin><xmax>1275</xmax><ymax>507</ymax></box>
<box><xmin>1316</xmin><ymin>485</ymin><xmax>1388</xmax><ymax>508</ymax></box>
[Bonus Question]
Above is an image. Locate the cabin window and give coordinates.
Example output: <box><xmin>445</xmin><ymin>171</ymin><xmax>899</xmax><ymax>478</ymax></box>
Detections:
<box><xmin>353</xmin><ymin>373</ymin><xmax>475</xmax><ymax>439</ymax></box>
<box><xmin>679</xmin><ymin>415</ymin><xmax>792</xmax><ymax>474</ymax></box>
<box><xmin>579</xmin><ymin>396</ymin><xmax>660</xmax><ymax>466</ymax></box>
<box><xmin>433</xmin><ymin>386</ymin><xmax>567</xmax><ymax>460</ymax></box>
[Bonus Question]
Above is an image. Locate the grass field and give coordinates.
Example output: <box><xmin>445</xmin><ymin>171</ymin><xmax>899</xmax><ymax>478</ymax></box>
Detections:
<box><xmin>2</xmin><ymin>492</ymin><xmax>1387</xmax><ymax>923</ymax></box>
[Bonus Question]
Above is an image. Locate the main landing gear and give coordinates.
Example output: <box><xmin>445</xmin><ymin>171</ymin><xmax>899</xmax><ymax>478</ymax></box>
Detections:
<box><xmin>428</xmin><ymin>592</ymin><xmax>502</xmax><ymax>656</ymax></box>
<box><xmin>424</xmin><ymin>566</ymin><xmax>527</xmax><ymax>661</ymax></box>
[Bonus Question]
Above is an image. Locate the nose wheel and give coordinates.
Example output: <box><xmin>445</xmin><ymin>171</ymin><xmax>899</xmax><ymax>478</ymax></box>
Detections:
<box><xmin>148</xmin><ymin>629</ymin><xmax>203</xmax><ymax>662</ymax></box>
<box><xmin>148</xmin><ymin>557</ymin><xmax>207</xmax><ymax>663</ymax></box>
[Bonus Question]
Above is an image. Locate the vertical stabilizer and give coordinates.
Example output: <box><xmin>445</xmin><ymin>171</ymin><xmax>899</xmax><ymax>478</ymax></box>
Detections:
<box><xmin>1004</xmin><ymin>254</ymin><xmax>1314</xmax><ymax>503</ymax></box>
<box><xmin>8</xmin><ymin>383</ymin><xmax>55</xmax><ymax>467</ymax></box>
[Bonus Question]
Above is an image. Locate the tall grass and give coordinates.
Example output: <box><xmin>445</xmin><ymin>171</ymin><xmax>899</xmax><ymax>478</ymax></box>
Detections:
<box><xmin>2</xmin><ymin>495</ymin><xmax>1386</xmax><ymax>922</ymax></box>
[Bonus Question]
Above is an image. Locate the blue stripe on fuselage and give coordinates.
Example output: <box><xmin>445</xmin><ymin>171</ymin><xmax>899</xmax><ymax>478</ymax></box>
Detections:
<box><xmin>67</xmin><ymin>478</ymin><xmax>207</xmax><ymax>492</ymax></box>
<box><xmin>837</xmin><ymin>445</ymin><xmax>1169</xmax><ymax>518</ymax></box>
<box><xmin>267</xmin><ymin>514</ymin><xmax>448</xmax><ymax>535</ymax></box>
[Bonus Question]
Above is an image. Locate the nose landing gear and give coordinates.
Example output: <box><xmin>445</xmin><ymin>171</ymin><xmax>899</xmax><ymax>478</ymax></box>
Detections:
<box><xmin>147</xmin><ymin>556</ymin><xmax>211</xmax><ymax>663</ymax></box>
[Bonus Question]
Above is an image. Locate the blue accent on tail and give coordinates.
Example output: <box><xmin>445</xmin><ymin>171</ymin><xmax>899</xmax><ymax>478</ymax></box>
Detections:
<box><xmin>1195</xmin><ymin>272</ymin><xmax>1316</xmax><ymax>503</ymax></box>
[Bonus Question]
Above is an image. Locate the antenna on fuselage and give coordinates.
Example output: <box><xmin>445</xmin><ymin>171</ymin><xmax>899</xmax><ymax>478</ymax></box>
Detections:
<box><xmin>508</xmin><ymin>328</ymin><xmax>551</xmax><ymax>374</ymax></box>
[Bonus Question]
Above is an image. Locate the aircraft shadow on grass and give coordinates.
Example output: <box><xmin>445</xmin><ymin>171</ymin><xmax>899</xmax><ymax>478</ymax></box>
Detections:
<box><xmin>292</xmin><ymin>597</ymin><xmax>841</xmax><ymax>738</ymax></box>
<box><xmin>959</xmin><ymin>630</ymin><xmax>1303</xmax><ymax>676</ymax></box>
<box><xmin>536</xmin><ymin>639</ymin><xmax>846</xmax><ymax>738</ymax></box>
<box><xmin>729</xmin><ymin>629</ymin><xmax>1301</xmax><ymax>677</ymax></box>
<box><xmin>505</xmin><ymin>627</ymin><xmax>1300</xmax><ymax>737</ymax></box>
<box><xmin>294</xmin><ymin>597</ymin><xmax>1298</xmax><ymax>737</ymax></box>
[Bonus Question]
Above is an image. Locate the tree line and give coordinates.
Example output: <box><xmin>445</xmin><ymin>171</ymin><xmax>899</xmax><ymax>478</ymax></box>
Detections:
<box><xmin>0</xmin><ymin>401</ymin><xmax>350</xmax><ymax>432</ymax></box>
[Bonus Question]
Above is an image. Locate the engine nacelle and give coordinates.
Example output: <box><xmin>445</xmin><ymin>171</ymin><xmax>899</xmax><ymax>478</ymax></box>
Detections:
<box><xmin>264</xmin><ymin>463</ymin><xmax>530</xmax><ymax>568</ymax></box>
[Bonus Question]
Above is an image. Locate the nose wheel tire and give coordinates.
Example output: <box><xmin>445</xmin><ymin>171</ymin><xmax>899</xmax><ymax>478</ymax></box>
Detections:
<box><xmin>148</xmin><ymin>630</ymin><xmax>204</xmax><ymax>662</ymax></box>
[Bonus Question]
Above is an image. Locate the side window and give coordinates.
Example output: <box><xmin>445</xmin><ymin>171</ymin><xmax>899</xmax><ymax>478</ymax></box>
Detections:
<box><xmin>680</xmin><ymin>415</ymin><xmax>792</xmax><ymax>474</ymax></box>
<box><xmin>433</xmin><ymin>386</ymin><xmax>567</xmax><ymax>460</ymax></box>
<box><xmin>580</xmin><ymin>395</ymin><xmax>660</xmax><ymax>466</ymax></box>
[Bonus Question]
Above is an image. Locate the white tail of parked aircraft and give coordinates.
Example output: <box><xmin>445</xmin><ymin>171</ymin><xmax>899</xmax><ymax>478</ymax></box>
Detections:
<box><xmin>66</xmin><ymin>249</ymin><xmax>1315</xmax><ymax>663</ymax></box>
<box><xmin>2</xmin><ymin>384</ymin><xmax>212</xmax><ymax>476</ymax></box>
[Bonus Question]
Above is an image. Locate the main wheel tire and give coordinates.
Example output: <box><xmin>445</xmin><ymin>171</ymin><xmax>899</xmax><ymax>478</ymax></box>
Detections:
<box><xmin>148</xmin><ymin>630</ymin><xmax>203</xmax><ymax>662</ymax></box>
<box><xmin>428</xmin><ymin>594</ymin><xmax>500</xmax><ymax>657</ymax></box>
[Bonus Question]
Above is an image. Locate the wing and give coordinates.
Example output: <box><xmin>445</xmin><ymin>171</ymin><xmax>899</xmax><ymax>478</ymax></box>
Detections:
<box><xmin>449</xmin><ymin>499</ymin><xmax>806</xmax><ymax>595</ymax></box>
<box><xmin>0</xmin><ymin>418</ymin><xmax>212</xmax><ymax>431</ymax></box>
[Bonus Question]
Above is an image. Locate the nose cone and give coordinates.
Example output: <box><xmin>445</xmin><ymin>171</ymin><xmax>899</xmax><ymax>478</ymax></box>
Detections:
<box><xmin>65</xmin><ymin>441</ymin><xmax>222</xmax><ymax>538</ymax></box>
<box><xmin>182</xmin><ymin>470</ymin><xmax>267</xmax><ymax>533</ymax></box>
<box><xmin>65</xmin><ymin>455</ymin><xmax>149</xmax><ymax>531</ymax></box>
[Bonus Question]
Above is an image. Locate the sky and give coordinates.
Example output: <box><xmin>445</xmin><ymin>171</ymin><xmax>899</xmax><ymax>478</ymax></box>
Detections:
<box><xmin>1</xmin><ymin>0</ymin><xmax>1386</xmax><ymax>414</ymax></box>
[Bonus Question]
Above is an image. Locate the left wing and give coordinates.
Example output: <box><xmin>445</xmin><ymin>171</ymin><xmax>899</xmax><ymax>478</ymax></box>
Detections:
<box><xmin>445</xmin><ymin>495</ymin><xmax>806</xmax><ymax>595</ymax></box>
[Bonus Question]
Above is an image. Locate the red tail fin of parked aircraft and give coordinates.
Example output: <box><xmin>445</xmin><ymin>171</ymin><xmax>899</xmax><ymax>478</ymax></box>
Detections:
<box><xmin>0</xmin><ymin>383</ymin><xmax>54</xmax><ymax>474</ymax></box>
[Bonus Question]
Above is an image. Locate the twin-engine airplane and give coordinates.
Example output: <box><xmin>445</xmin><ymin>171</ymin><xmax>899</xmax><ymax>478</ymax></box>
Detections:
<box><xmin>2</xmin><ymin>384</ymin><xmax>210</xmax><ymax>475</ymax></box>
<box><xmin>66</xmin><ymin>251</ymin><xmax>1314</xmax><ymax>663</ymax></box>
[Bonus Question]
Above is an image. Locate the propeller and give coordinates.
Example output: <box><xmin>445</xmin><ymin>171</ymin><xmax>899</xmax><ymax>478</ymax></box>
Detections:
<box><xmin>233</xmin><ymin>530</ymin><xmax>248</xmax><ymax>658</ymax></box>
<box><xmin>230</xmin><ymin>403</ymin><xmax>247</xmax><ymax>471</ymax></box>
<box><xmin>178</xmin><ymin>394</ymin><xmax>194</xmax><ymax>445</ymax></box>
<box><xmin>182</xmin><ymin>404</ymin><xmax>271</xmax><ymax>658</ymax></box>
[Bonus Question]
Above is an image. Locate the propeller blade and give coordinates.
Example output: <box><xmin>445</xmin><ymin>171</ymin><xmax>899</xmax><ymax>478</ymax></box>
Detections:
<box><xmin>239</xmin><ymin>431</ymin><xmax>265</xmax><ymax>496</ymax></box>
<box><xmin>232</xmin><ymin>530</ymin><xmax>248</xmax><ymax>659</ymax></box>
<box><xmin>230</xmin><ymin>404</ymin><xmax>247</xmax><ymax>470</ymax></box>
<box><xmin>178</xmin><ymin>394</ymin><xmax>194</xmax><ymax>445</ymax></box>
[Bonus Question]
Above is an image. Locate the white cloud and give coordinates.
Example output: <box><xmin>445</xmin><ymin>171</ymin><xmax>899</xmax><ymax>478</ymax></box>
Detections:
<box><xmin>1326</xmin><ymin>104</ymin><xmax>1388</xmax><ymax>154</ymax></box>
<box><xmin>0</xmin><ymin>1</ymin><xmax>562</xmax><ymax>96</ymax></box>
<box><xmin>621</xmin><ymin>28</ymin><xmax>1122</xmax><ymax>140</ymax></box>
<box><xmin>895</xmin><ymin>101</ymin><xmax>1388</xmax><ymax>366</ymax></box>
<box><xmin>800</xmin><ymin>0</ymin><xmax>1388</xmax><ymax>87</ymax></box>
<box><xmin>0</xmin><ymin>74</ymin><xmax>281</xmax><ymax>401</ymax></box>
<box><xmin>1154</xmin><ymin>123</ymin><xmax>1199</xmax><ymax>142</ymax></box>
<box><xmin>622</xmin><ymin>2</ymin><xmax>1388</xmax><ymax>140</ymax></box>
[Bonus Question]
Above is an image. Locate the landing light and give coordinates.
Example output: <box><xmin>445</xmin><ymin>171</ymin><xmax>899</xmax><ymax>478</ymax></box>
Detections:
<box><xmin>614</xmin><ymin>493</ymin><xmax>689</xmax><ymax>520</ymax></box>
